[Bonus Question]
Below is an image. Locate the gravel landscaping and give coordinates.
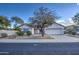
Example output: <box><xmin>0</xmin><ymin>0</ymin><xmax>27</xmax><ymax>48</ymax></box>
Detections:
<box><xmin>0</xmin><ymin>34</ymin><xmax>54</xmax><ymax>39</ymax></box>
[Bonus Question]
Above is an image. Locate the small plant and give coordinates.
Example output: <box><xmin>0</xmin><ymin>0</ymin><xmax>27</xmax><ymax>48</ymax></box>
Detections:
<box><xmin>26</xmin><ymin>31</ymin><xmax>32</xmax><ymax>36</ymax></box>
<box><xmin>1</xmin><ymin>33</ymin><xmax>8</xmax><ymax>37</ymax></box>
<box><xmin>16</xmin><ymin>31</ymin><xmax>25</xmax><ymax>36</ymax></box>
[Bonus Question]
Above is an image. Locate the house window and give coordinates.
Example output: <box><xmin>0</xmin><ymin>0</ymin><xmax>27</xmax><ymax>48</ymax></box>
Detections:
<box><xmin>45</xmin><ymin>28</ymin><xmax>63</xmax><ymax>30</ymax></box>
<box><xmin>23</xmin><ymin>28</ymin><xmax>29</xmax><ymax>31</ymax></box>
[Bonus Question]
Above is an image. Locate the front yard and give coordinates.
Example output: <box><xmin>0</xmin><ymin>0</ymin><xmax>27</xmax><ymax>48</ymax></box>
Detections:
<box><xmin>0</xmin><ymin>35</ymin><xmax>79</xmax><ymax>43</ymax></box>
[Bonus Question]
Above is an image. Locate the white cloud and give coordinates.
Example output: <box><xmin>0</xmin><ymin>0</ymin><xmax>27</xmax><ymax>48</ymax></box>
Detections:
<box><xmin>68</xmin><ymin>18</ymin><xmax>74</xmax><ymax>24</ymax></box>
<box><xmin>56</xmin><ymin>18</ymin><xmax>75</xmax><ymax>26</ymax></box>
<box><xmin>56</xmin><ymin>19</ymin><xmax>65</xmax><ymax>23</ymax></box>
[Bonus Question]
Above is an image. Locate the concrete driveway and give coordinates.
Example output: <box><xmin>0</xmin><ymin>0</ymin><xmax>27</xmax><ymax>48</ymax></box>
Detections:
<box><xmin>50</xmin><ymin>35</ymin><xmax>79</xmax><ymax>42</ymax></box>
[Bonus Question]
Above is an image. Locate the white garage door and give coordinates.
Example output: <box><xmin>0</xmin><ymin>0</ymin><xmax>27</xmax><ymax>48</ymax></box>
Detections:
<box><xmin>45</xmin><ymin>28</ymin><xmax>64</xmax><ymax>35</ymax></box>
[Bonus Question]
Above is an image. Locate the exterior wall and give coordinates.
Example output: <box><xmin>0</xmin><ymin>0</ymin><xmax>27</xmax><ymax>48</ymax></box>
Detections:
<box><xmin>34</xmin><ymin>29</ymin><xmax>40</xmax><ymax>34</ymax></box>
<box><xmin>76</xmin><ymin>28</ymin><xmax>79</xmax><ymax>34</ymax></box>
<box><xmin>31</xmin><ymin>28</ymin><xmax>34</xmax><ymax>34</ymax></box>
<box><xmin>0</xmin><ymin>30</ymin><xmax>17</xmax><ymax>36</ymax></box>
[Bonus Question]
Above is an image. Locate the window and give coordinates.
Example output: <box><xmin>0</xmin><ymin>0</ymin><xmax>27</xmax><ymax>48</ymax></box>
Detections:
<box><xmin>23</xmin><ymin>28</ymin><xmax>29</xmax><ymax>31</ymax></box>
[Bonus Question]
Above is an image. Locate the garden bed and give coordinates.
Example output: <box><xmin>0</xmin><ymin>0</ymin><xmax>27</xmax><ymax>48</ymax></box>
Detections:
<box><xmin>0</xmin><ymin>35</ymin><xmax>54</xmax><ymax>39</ymax></box>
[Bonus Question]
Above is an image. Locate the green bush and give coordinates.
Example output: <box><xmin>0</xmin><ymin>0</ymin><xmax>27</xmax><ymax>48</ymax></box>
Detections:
<box><xmin>16</xmin><ymin>31</ymin><xmax>25</xmax><ymax>36</ymax></box>
<box><xmin>26</xmin><ymin>31</ymin><xmax>32</xmax><ymax>36</ymax></box>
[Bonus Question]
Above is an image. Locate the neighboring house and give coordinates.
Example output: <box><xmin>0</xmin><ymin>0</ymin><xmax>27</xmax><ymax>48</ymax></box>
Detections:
<box><xmin>65</xmin><ymin>25</ymin><xmax>79</xmax><ymax>35</ymax></box>
<box><xmin>75</xmin><ymin>26</ymin><xmax>79</xmax><ymax>34</ymax></box>
<box><xmin>20</xmin><ymin>23</ymin><xmax>65</xmax><ymax>35</ymax></box>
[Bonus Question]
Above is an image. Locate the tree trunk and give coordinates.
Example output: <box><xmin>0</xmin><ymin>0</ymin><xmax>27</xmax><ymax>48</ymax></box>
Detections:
<box><xmin>40</xmin><ymin>27</ymin><xmax>44</xmax><ymax>37</ymax></box>
<box><xmin>42</xmin><ymin>31</ymin><xmax>44</xmax><ymax>37</ymax></box>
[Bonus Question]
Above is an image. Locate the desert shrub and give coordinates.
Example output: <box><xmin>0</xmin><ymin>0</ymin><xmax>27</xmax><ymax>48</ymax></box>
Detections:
<box><xmin>16</xmin><ymin>31</ymin><xmax>25</xmax><ymax>36</ymax></box>
<box><xmin>26</xmin><ymin>31</ymin><xmax>32</xmax><ymax>36</ymax></box>
<box><xmin>1</xmin><ymin>33</ymin><xmax>8</xmax><ymax>37</ymax></box>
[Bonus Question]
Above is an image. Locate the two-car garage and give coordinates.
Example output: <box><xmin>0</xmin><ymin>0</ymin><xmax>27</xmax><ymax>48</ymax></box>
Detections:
<box><xmin>45</xmin><ymin>23</ymin><xmax>64</xmax><ymax>35</ymax></box>
<box><xmin>45</xmin><ymin>28</ymin><xmax>64</xmax><ymax>35</ymax></box>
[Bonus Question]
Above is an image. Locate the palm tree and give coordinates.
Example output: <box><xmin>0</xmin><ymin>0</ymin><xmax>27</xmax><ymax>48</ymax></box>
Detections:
<box><xmin>0</xmin><ymin>16</ymin><xmax>11</xmax><ymax>29</ymax></box>
<box><xmin>11</xmin><ymin>16</ymin><xmax>24</xmax><ymax>28</ymax></box>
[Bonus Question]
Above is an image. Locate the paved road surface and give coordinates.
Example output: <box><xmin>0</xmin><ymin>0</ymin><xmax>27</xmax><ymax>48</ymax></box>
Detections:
<box><xmin>0</xmin><ymin>43</ymin><xmax>79</xmax><ymax>55</ymax></box>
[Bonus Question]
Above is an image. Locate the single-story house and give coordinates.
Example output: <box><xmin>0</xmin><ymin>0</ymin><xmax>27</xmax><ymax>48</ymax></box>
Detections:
<box><xmin>20</xmin><ymin>23</ymin><xmax>65</xmax><ymax>35</ymax></box>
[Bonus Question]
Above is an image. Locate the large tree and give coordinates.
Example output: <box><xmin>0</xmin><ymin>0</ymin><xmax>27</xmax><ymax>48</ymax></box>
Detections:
<box><xmin>11</xmin><ymin>16</ymin><xmax>24</xmax><ymax>28</ymax></box>
<box><xmin>29</xmin><ymin>7</ymin><xmax>58</xmax><ymax>37</ymax></box>
<box><xmin>72</xmin><ymin>13</ymin><xmax>79</xmax><ymax>25</ymax></box>
<box><xmin>0</xmin><ymin>16</ymin><xmax>11</xmax><ymax>29</ymax></box>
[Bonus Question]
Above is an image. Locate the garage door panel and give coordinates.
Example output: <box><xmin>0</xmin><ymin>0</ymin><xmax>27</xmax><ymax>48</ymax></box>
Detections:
<box><xmin>45</xmin><ymin>29</ymin><xmax>64</xmax><ymax>35</ymax></box>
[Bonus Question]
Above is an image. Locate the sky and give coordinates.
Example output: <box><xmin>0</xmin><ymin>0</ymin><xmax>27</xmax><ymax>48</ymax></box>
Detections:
<box><xmin>0</xmin><ymin>3</ymin><xmax>79</xmax><ymax>26</ymax></box>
